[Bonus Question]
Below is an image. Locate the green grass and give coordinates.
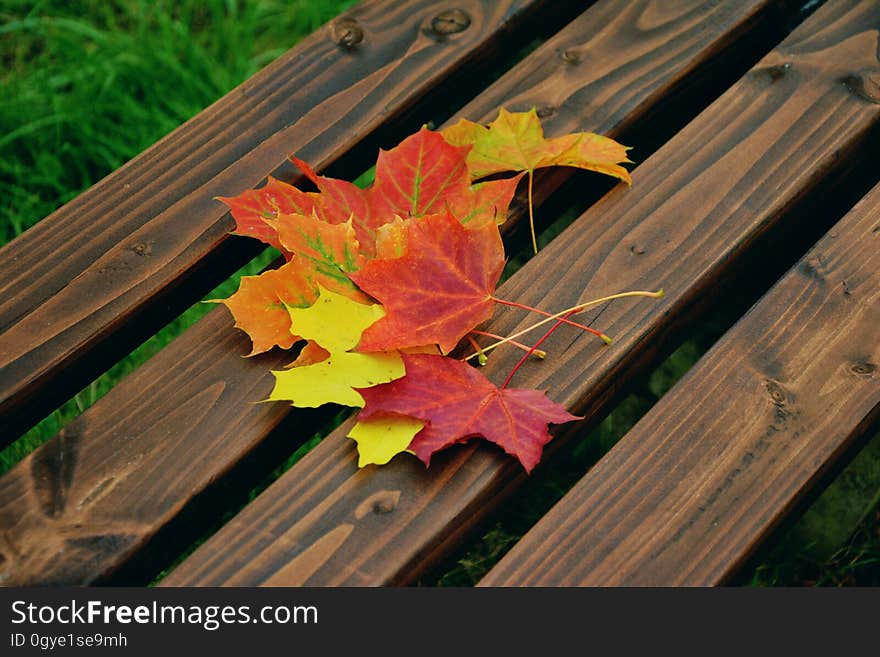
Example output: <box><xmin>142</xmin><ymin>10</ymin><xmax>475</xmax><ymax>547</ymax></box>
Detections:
<box><xmin>1</xmin><ymin>0</ymin><xmax>878</xmax><ymax>587</ymax></box>
<box><xmin>1</xmin><ymin>0</ymin><xmax>355</xmax><ymax>243</ymax></box>
<box><xmin>747</xmin><ymin>428</ymin><xmax>880</xmax><ymax>586</ymax></box>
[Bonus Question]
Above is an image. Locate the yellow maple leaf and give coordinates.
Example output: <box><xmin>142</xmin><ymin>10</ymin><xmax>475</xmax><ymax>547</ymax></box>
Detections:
<box><xmin>347</xmin><ymin>416</ymin><xmax>425</xmax><ymax>467</ymax></box>
<box><xmin>442</xmin><ymin>108</ymin><xmax>632</xmax><ymax>253</ymax></box>
<box><xmin>442</xmin><ymin>107</ymin><xmax>632</xmax><ymax>182</ymax></box>
<box><xmin>267</xmin><ymin>286</ymin><xmax>405</xmax><ymax>408</ymax></box>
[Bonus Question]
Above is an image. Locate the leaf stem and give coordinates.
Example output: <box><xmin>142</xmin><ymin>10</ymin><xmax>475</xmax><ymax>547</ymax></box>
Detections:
<box><xmin>471</xmin><ymin>330</ymin><xmax>546</xmax><ymax>358</ymax></box>
<box><xmin>528</xmin><ymin>169</ymin><xmax>537</xmax><ymax>255</ymax></box>
<box><xmin>492</xmin><ymin>296</ymin><xmax>609</xmax><ymax>342</ymax></box>
<box><xmin>466</xmin><ymin>335</ymin><xmax>488</xmax><ymax>366</ymax></box>
<box><xmin>462</xmin><ymin>289</ymin><xmax>663</xmax><ymax>363</ymax></box>
<box><xmin>501</xmin><ymin>310</ymin><xmax>576</xmax><ymax>389</ymax></box>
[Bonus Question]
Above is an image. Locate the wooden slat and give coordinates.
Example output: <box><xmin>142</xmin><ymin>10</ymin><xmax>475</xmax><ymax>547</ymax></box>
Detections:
<box><xmin>0</xmin><ymin>0</ymin><xmax>791</xmax><ymax>586</ymax></box>
<box><xmin>0</xmin><ymin>0</ymin><xmax>577</xmax><ymax>444</ymax></box>
<box><xmin>481</xmin><ymin>182</ymin><xmax>880</xmax><ymax>587</ymax></box>
<box><xmin>160</xmin><ymin>0</ymin><xmax>880</xmax><ymax>586</ymax></box>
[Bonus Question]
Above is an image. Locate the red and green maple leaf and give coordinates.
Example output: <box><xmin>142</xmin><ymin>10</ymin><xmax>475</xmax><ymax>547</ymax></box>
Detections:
<box><xmin>350</xmin><ymin>209</ymin><xmax>505</xmax><ymax>354</ymax></box>
<box><xmin>291</xmin><ymin>127</ymin><xmax>516</xmax><ymax>253</ymax></box>
<box><xmin>217</xmin><ymin>177</ymin><xmax>319</xmax><ymax>255</ymax></box>
<box><xmin>449</xmin><ymin>174</ymin><xmax>524</xmax><ymax>227</ymax></box>
<box><xmin>276</xmin><ymin>211</ymin><xmax>365</xmax><ymax>289</ymax></box>
<box><xmin>357</xmin><ymin>353</ymin><xmax>580</xmax><ymax>472</ymax></box>
<box><xmin>219</xmin><ymin>127</ymin><xmax>519</xmax><ymax>257</ymax></box>
<box><xmin>371</xmin><ymin>126</ymin><xmax>471</xmax><ymax>217</ymax></box>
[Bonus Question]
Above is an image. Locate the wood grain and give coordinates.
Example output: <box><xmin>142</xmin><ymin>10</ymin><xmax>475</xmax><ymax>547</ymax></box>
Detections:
<box><xmin>161</xmin><ymin>0</ymin><xmax>880</xmax><ymax>586</ymax></box>
<box><xmin>0</xmin><ymin>0</ymin><xmax>573</xmax><ymax>443</ymax></box>
<box><xmin>481</xmin><ymin>182</ymin><xmax>880</xmax><ymax>587</ymax></box>
<box><xmin>0</xmin><ymin>0</ymin><xmax>791</xmax><ymax>586</ymax></box>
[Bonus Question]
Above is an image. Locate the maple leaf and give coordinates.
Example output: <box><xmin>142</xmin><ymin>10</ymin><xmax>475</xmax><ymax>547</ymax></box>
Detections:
<box><xmin>216</xmin><ymin>261</ymin><xmax>320</xmax><ymax>355</ymax></box>
<box><xmin>350</xmin><ymin>210</ymin><xmax>505</xmax><ymax>354</ymax></box>
<box><xmin>289</xmin><ymin>127</ymin><xmax>517</xmax><ymax>254</ymax></box>
<box><xmin>277</xmin><ymin>211</ymin><xmax>365</xmax><ymax>290</ymax></box>
<box><xmin>286</xmin><ymin>341</ymin><xmax>331</xmax><ymax>368</ymax></box>
<box><xmin>450</xmin><ymin>174</ymin><xmax>525</xmax><ymax>227</ymax></box>
<box><xmin>347</xmin><ymin>415</ymin><xmax>425</xmax><ymax>467</ymax></box>
<box><xmin>374</xmin><ymin>217</ymin><xmax>409</xmax><ymax>259</ymax></box>
<box><xmin>291</xmin><ymin>155</ymin><xmax>375</xmax><ymax>227</ymax></box>
<box><xmin>357</xmin><ymin>354</ymin><xmax>579</xmax><ymax>472</ymax></box>
<box><xmin>217</xmin><ymin>177</ymin><xmax>319</xmax><ymax>255</ymax></box>
<box><xmin>268</xmin><ymin>286</ymin><xmax>405</xmax><ymax>408</ymax></box>
<box><xmin>289</xmin><ymin>155</ymin><xmax>389</xmax><ymax>256</ymax></box>
<box><xmin>371</xmin><ymin>126</ymin><xmax>472</xmax><ymax>217</ymax></box>
<box><xmin>443</xmin><ymin>108</ymin><xmax>631</xmax><ymax>254</ymax></box>
<box><xmin>441</xmin><ymin>107</ymin><xmax>632</xmax><ymax>183</ymax></box>
<box><xmin>218</xmin><ymin>212</ymin><xmax>370</xmax><ymax>355</ymax></box>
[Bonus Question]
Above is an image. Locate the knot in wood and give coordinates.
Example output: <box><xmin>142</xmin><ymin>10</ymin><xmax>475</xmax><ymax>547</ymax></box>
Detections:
<box><xmin>561</xmin><ymin>49</ymin><xmax>580</xmax><ymax>65</ymax></box>
<box><xmin>765</xmin><ymin>63</ymin><xmax>791</xmax><ymax>81</ymax></box>
<box><xmin>764</xmin><ymin>380</ymin><xmax>787</xmax><ymax>406</ymax></box>
<box><xmin>799</xmin><ymin>256</ymin><xmax>826</xmax><ymax>283</ymax></box>
<box><xmin>536</xmin><ymin>106</ymin><xmax>556</xmax><ymax>119</ymax></box>
<box><xmin>373</xmin><ymin>499</ymin><xmax>395</xmax><ymax>515</ymax></box>
<box><xmin>355</xmin><ymin>490</ymin><xmax>401</xmax><ymax>519</ymax></box>
<box><xmin>431</xmin><ymin>9</ymin><xmax>471</xmax><ymax>35</ymax></box>
<box><xmin>372</xmin><ymin>494</ymin><xmax>397</xmax><ymax>515</ymax></box>
<box><xmin>130</xmin><ymin>241</ymin><xmax>152</xmax><ymax>257</ymax></box>
<box><xmin>330</xmin><ymin>18</ymin><xmax>364</xmax><ymax>48</ymax></box>
<box><xmin>850</xmin><ymin>361</ymin><xmax>876</xmax><ymax>378</ymax></box>
<box><xmin>841</xmin><ymin>71</ymin><xmax>880</xmax><ymax>105</ymax></box>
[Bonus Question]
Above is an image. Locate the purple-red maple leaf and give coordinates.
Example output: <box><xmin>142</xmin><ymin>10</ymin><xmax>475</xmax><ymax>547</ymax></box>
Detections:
<box><xmin>357</xmin><ymin>353</ymin><xmax>579</xmax><ymax>472</ymax></box>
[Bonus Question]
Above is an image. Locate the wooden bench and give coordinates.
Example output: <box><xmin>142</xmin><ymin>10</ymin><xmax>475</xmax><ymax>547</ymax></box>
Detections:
<box><xmin>1</xmin><ymin>0</ymin><xmax>878</xmax><ymax>587</ymax></box>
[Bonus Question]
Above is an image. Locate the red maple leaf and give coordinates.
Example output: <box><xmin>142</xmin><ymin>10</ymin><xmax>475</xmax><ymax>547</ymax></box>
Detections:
<box><xmin>217</xmin><ymin>177</ymin><xmax>319</xmax><ymax>255</ymax></box>
<box><xmin>290</xmin><ymin>156</ymin><xmax>375</xmax><ymax>226</ymax></box>
<box><xmin>291</xmin><ymin>127</ymin><xmax>483</xmax><ymax>255</ymax></box>
<box><xmin>350</xmin><ymin>210</ymin><xmax>505</xmax><ymax>354</ymax></box>
<box><xmin>219</xmin><ymin>128</ymin><xmax>518</xmax><ymax>258</ymax></box>
<box><xmin>357</xmin><ymin>354</ymin><xmax>579</xmax><ymax>472</ymax></box>
<box><xmin>371</xmin><ymin>126</ymin><xmax>471</xmax><ymax>217</ymax></box>
<box><xmin>449</xmin><ymin>173</ymin><xmax>524</xmax><ymax>228</ymax></box>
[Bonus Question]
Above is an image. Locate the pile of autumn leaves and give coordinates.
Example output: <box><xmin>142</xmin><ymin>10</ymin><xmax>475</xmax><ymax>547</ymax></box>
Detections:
<box><xmin>217</xmin><ymin>109</ymin><xmax>631</xmax><ymax>472</ymax></box>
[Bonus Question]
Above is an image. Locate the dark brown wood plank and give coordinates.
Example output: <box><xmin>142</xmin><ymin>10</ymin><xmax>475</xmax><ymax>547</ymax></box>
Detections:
<box><xmin>0</xmin><ymin>0</ymin><xmax>790</xmax><ymax>586</ymax></box>
<box><xmin>0</xmin><ymin>0</ymin><xmax>576</xmax><ymax>443</ymax></box>
<box><xmin>160</xmin><ymin>0</ymin><xmax>880</xmax><ymax>586</ymax></box>
<box><xmin>481</xmin><ymin>182</ymin><xmax>880</xmax><ymax>587</ymax></box>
